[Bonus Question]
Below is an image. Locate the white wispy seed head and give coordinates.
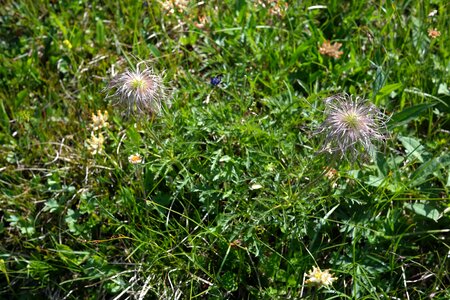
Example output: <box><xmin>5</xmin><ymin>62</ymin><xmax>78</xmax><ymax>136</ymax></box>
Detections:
<box><xmin>318</xmin><ymin>93</ymin><xmax>388</xmax><ymax>161</ymax></box>
<box><xmin>107</xmin><ymin>65</ymin><xmax>167</xmax><ymax>115</ymax></box>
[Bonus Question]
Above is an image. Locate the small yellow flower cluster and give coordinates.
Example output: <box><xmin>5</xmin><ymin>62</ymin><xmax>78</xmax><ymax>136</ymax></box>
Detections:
<box><xmin>17</xmin><ymin>110</ymin><xmax>32</xmax><ymax>122</ymax></box>
<box><xmin>305</xmin><ymin>267</ymin><xmax>336</xmax><ymax>287</ymax></box>
<box><xmin>63</xmin><ymin>39</ymin><xmax>72</xmax><ymax>50</ymax></box>
<box><xmin>319</xmin><ymin>40</ymin><xmax>343</xmax><ymax>58</ymax></box>
<box><xmin>86</xmin><ymin>110</ymin><xmax>109</xmax><ymax>155</ymax></box>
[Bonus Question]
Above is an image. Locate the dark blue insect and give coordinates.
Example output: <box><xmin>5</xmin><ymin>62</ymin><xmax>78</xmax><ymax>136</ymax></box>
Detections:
<box><xmin>210</xmin><ymin>75</ymin><xmax>222</xmax><ymax>86</ymax></box>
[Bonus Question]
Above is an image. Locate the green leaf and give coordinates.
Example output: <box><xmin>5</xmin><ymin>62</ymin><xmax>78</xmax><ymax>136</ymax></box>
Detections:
<box><xmin>147</xmin><ymin>43</ymin><xmax>161</xmax><ymax>58</ymax></box>
<box><xmin>409</xmin><ymin>158</ymin><xmax>439</xmax><ymax>187</ymax></box>
<box><xmin>96</xmin><ymin>19</ymin><xmax>106</xmax><ymax>45</ymax></box>
<box><xmin>404</xmin><ymin>88</ymin><xmax>448</xmax><ymax>106</ymax></box>
<box><xmin>0</xmin><ymin>259</ymin><xmax>9</xmax><ymax>284</ymax></box>
<box><xmin>50</xmin><ymin>13</ymin><xmax>68</xmax><ymax>37</ymax></box>
<box><xmin>65</xmin><ymin>209</ymin><xmax>81</xmax><ymax>234</ymax></box>
<box><xmin>437</xmin><ymin>153</ymin><xmax>450</xmax><ymax>168</ymax></box>
<box><xmin>219</xmin><ymin>155</ymin><xmax>232</xmax><ymax>162</ymax></box>
<box><xmin>220</xmin><ymin>271</ymin><xmax>238</xmax><ymax>292</ymax></box>
<box><xmin>365</xmin><ymin>175</ymin><xmax>402</xmax><ymax>193</ymax></box>
<box><xmin>398</xmin><ymin>136</ymin><xmax>430</xmax><ymax>163</ymax></box>
<box><xmin>376</xmin><ymin>83</ymin><xmax>402</xmax><ymax>99</ymax></box>
<box><xmin>372</xmin><ymin>64</ymin><xmax>386</xmax><ymax>97</ymax></box>
<box><xmin>388</xmin><ymin>103</ymin><xmax>435</xmax><ymax>128</ymax></box>
<box><xmin>438</xmin><ymin>83</ymin><xmax>449</xmax><ymax>96</ymax></box>
<box><xmin>27</xmin><ymin>260</ymin><xmax>55</xmax><ymax>280</ymax></box>
<box><xmin>43</xmin><ymin>199</ymin><xmax>60</xmax><ymax>213</ymax></box>
<box><xmin>409</xmin><ymin>153</ymin><xmax>450</xmax><ymax>187</ymax></box>
<box><xmin>17</xmin><ymin>90</ymin><xmax>28</xmax><ymax>102</ymax></box>
<box><xmin>404</xmin><ymin>202</ymin><xmax>441</xmax><ymax>222</ymax></box>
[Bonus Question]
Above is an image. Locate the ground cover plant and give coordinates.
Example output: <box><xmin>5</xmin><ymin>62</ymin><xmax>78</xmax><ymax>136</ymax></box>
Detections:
<box><xmin>1</xmin><ymin>0</ymin><xmax>449</xmax><ymax>299</ymax></box>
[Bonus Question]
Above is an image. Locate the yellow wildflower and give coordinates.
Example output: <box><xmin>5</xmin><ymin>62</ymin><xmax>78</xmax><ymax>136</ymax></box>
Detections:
<box><xmin>63</xmin><ymin>39</ymin><xmax>72</xmax><ymax>49</ymax></box>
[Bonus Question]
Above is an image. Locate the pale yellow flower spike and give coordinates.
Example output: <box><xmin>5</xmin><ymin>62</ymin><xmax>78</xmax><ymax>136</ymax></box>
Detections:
<box><xmin>86</xmin><ymin>133</ymin><xmax>105</xmax><ymax>155</ymax></box>
<box><xmin>91</xmin><ymin>110</ymin><xmax>109</xmax><ymax>131</ymax></box>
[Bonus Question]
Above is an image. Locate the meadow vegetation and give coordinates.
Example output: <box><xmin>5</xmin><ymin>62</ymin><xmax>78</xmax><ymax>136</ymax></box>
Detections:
<box><xmin>1</xmin><ymin>0</ymin><xmax>449</xmax><ymax>299</ymax></box>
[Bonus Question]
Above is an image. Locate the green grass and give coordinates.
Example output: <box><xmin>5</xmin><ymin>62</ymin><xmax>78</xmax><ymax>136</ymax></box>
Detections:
<box><xmin>1</xmin><ymin>0</ymin><xmax>449</xmax><ymax>299</ymax></box>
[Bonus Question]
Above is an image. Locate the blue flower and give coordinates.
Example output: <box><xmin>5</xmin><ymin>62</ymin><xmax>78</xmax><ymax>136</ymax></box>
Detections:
<box><xmin>210</xmin><ymin>75</ymin><xmax>222</xmax><ymax>86</ymax></box>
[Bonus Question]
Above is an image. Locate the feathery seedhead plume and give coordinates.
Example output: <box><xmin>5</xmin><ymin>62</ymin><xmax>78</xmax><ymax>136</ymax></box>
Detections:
<box><xmin>106</xmin><ymin>64</ymin><xmax>167</xmax><ymax>115</ymax></box>
<box><xmin>317</xmin><ymin>93</ymin><xmax>388</xmax><ymax>161</ymax></box>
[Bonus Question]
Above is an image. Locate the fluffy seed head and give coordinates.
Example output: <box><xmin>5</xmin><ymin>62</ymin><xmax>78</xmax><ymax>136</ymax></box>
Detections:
<box><xmin>106</xmin><ymin>65</ymin><xmax>167</xmax><ymax>115</ymax></box>
<box><xmin>317</xmin><ymin>94</ymin><xmax>388</xmax><ymax>161</ymax></box>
